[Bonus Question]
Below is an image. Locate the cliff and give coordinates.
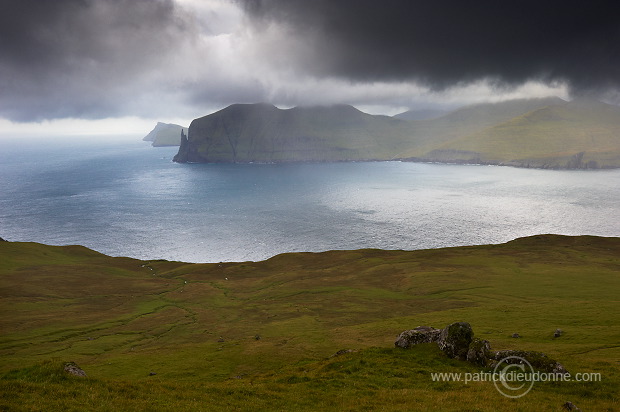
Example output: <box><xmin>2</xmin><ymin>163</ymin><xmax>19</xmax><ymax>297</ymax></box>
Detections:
<box><xmin>143</xmin><ymin>122</ymin><xmax>187</xmax><ymax>147</ymax></box>
<box><xmin>173</xmin><ymin>103</ymin><xmax>413</xmax><ymax>163</ymax></box>
<box><xmin>174</xmin><ymin>99</ymin><xmax>620</xmax><ymax>168</ymax></box>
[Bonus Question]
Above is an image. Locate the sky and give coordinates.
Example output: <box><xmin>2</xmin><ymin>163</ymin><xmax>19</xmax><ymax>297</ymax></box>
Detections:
<box><xmin>0</xmin><ymin>0</ymin><xmax>618</xmax><ymax>137</ymax></box>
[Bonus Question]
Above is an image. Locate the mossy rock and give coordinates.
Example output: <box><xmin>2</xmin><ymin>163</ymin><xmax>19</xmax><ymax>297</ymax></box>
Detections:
<box><xmin>394</xmin><ymin>326</ymin><xmax>441</xmax><ymax>349</ymax></box>
<box><xmin>466</xmin><ymin>337</ymin><xmax>491</xmax><ymax>366</ymax></box>
<box><xmin>493</xmin><ymin>350</ymin><xmax>568</xmax><ymax>374</ymax></box>
<box><xmin>438</xmin><ymin>322</ymin><xmax>473</xmax><ymax>360</ymax></box>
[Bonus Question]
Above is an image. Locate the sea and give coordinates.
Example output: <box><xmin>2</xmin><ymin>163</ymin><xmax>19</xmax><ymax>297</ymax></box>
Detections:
<box><xmin>1</xmin><ymin>138</ymin><xmax>619</xmax><ymax>263</ymax></box>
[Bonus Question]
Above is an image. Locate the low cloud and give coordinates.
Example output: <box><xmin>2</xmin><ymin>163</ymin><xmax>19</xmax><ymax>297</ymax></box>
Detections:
<box><xmin>0</xmin><ymin>0</ymin><xmax>204</xmax><ymax>121</ymax></box>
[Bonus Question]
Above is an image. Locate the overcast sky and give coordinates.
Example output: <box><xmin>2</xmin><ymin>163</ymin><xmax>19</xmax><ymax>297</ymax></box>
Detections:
<box><xmin>1</xmin><ymin>0</ymin><xmax>618</xmax><ymax>136</ymax></box>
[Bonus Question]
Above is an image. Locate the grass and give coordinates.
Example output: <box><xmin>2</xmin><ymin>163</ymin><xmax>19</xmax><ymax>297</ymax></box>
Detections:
<box><xmin>1</xmin><ymin>235</ymin><xmax>619</xmax><ymax>410</ymax></box>
<box><xmin>437</xmin><ymin>100</ymin><xmax>620</xmax><ymax>167</ymax></box>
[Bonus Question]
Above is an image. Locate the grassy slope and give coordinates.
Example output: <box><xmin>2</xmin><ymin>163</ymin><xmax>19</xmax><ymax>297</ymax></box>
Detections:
<box><xmin>398</xmin><ymin>97</ymin><xmax>567</xmax><ymax>158</ymax></box>
<box><xmin>1</xmin><ymin>235</ymin><xmax>619</xmax><ymax>410</ymax></box>
<box><xmin>428</xmin><ymin>99</ymin><xmax>620</xmax><ymax>167</ymax></box>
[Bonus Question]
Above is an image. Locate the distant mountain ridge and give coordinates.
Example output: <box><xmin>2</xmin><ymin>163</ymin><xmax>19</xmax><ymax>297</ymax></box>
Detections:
<box><xmin>173</xmin><ymin>98</ymin><xmax>620</xmax><ymax>169</ymax></box>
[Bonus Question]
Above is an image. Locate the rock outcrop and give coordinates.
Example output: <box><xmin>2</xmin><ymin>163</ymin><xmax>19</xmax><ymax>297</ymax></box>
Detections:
<box><xmin>396</xmin><ymin>322</ymin><xmax>474</xmax><ymax>360</ymax></box>
<box><xmin>396</xmin><ymin>322</ymin><xmax>568</xmax><ymax>374</ymax></box>
<box><xmin>492</xmin><ymin>350</ymin><xmax>569</xmax><ymax>374</ymax></box>
<box><xmin>173</xmin><ymin>128</ymin><xmax>190</xmax><ymax>162</ymax></box>
<box><xmin>394</xmin><ymin>326</ymin><xmax>441</xmax><ymax>348</ymax></box>
<box><xmin>437</xmin><ymin>322</ymin><xmax>473</xmax><ymax>360</ymax></box>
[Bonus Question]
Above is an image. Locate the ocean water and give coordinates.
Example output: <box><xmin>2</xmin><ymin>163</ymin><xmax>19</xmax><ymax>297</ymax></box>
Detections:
<box><xmin>1</xmin><ymin>138</ymin><xmax>619</xmax><ymax>263</ymax></box>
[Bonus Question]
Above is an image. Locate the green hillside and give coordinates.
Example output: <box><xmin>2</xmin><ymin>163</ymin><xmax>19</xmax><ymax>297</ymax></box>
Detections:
<box><xmin>143</xmin><ymin>122</ymin><xmax>187</xmax><ymax>147</ymax></box>
<box><xmin>427</xmin><ymin>99</ymin><xmax>620</xmax><ymax>168</ymax></box>
<box><xmin>1</xmin><ymin>236</ymin><xmax>619</xmax><ymax>410</ymax></box>
<box><xmin>397</xmin><ymin>97</ymin><xmax>567</xmax><ymax>158</ymax></box>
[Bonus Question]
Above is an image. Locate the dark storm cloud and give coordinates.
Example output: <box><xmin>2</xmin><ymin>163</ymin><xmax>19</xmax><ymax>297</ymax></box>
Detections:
<box><xmin>2</xmin><ymin>0</ymin><xmax>617</xmax><ymax>123</ymax></box>
<box><xmin>0</xmin><ymin>0</ymin><xmax>192</xmax><ymax>121</ymax></box>
<box><xmin>240</xmin><ymin>0</ymin><xmax>620</xmax><ymax>96</ymax></box>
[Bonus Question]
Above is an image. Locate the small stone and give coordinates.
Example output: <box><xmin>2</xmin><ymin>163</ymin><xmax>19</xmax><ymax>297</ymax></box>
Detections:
<box><xmin>551</xmin><ymin>362</ymin><xmax>570</xmax><ymax>375</ymax></box>
<box><xmin>64</xmin><ymin>362</ymin><xmax>87</xmax><ymax>378</ymax></box>
<box><xmin>511</xmin><ymin>333</ymin><xmax>521</xmax><ymax>338</ymax></box>
<box><xmin>149</xmin><ymin>372</ymin><xmax>157</xmax><ymax>376</ymax></box>
<box><xmin>331</xmin><ymin>349</ymin><xmax>355</xmax><ymax>358</ymax></box>
<box><xmin>554</xmin><ymin>329</ymin><xmax>564</xmax><ymax>338</ymax></box>
<box><xmin>562</xmin><ymin>401</ymin><xmax>581</xmax><ymax>411</ymax></box>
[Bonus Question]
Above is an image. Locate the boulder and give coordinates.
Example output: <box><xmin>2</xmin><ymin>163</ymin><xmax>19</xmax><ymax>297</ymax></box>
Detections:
<box><xmin>395</xmin><ymin>322</ymin><xmax>475</xmax><ymax>360</ymax></box>
<box><xmin>394</xmin><ymin>326</ymin><xmax>441</xmax><ymax>349</ymax></box>
<box><xmin>438</xmin><ymin>322</ymin><xmax>473</xmax><ymax>360</ymax></box>
<box><xmin>395</xmin><ymin>322</ymin><xmax>568</xmax><ymax>374</ymax></box>
<box><xmin>63</xmin><ymin>362</ymin><xmax>87</xmax><ymax>378</ymax></box>
<box><xmin>466</xmin><ymin>337</ymin><xmax>492</xmax><ymax>366</ymax></box>
<box><xmin>493</xmin><ymin>350</ymin><xmax>569</xmax><ymax>375</ymax></box>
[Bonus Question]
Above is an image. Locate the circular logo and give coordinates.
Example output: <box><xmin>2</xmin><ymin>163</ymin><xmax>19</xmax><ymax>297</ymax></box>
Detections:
<box><xmin>493</xmin><ymin>356</ymin><xmax>535</xmax><ymax>398</ymax></box>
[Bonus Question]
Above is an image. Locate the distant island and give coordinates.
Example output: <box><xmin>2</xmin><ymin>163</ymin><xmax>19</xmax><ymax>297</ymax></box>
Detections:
<box><xmin>173</xmin><ymin>98</ymin><xmax>620</xmax><ymax>169</ymax></box>
<box><xmin>143</xmin><ymin>122</ymin><xmax>187</xmax><ymax>147</ymax></box>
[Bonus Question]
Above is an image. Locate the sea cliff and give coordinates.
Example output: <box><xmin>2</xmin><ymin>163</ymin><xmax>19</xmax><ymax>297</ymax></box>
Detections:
<box><xmin>173</xmin><ymin>98</ymin><xmax>620</xmax><ymax>169</ymax></box>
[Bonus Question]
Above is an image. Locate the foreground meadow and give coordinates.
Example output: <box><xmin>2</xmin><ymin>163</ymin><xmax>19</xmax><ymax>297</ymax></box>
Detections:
<box><xmin>1</xmin><ymin>235</ymin><xmax>619</xmax><ymax>411</ymax></box>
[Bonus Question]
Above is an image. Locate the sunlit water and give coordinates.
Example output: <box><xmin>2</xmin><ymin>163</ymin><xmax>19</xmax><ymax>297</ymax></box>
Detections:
<box><xmin>1</xmin><ymin>139</ymin><xmax>618</xmax><ymax>262</ymax></box>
